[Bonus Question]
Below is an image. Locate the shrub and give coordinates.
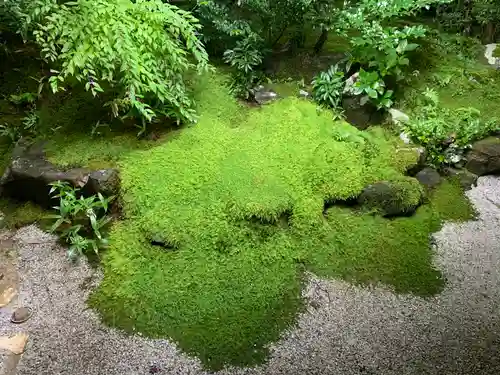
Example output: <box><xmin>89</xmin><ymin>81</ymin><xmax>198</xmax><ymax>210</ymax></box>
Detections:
<box><xmin>32</xmin><ymin>0</ymin><xmax>208</xmax><ymax>127</ymax></box>
<box><xmin>0</xmin><ymin>109</ymin><xmax>39</xmax><ymax>144</ymax></box>
<box><xmin>340</xmin><ymin>0</ymin><xmax>452</xmax><ymax>80</ymax></box>
<box><xmin>9</xmin><ymin>92</ymin><xmax>38</xmax><ymax>106</ymax></box>
<box><xmin>351</xmin><ymin>69</ymin><xmax>394</xmax><ymax>109</ymax></box>
<box><xmin>223</xmin><ymin>36</ymin><xmax>264</xmax><ymax>99</ymax></box>
<box><xmin>312</xmin><ymin>64</ymin><xmax>345</xmax><ymax>108</ymax></box>
<box><xmin>402</xmin><ymin>90</ymin><xmax>499</xmax><ymax>166</ymax></box>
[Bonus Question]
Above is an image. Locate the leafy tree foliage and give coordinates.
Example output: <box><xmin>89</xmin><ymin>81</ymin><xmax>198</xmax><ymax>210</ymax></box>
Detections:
<box><xmin>437</xmin><ymin>0</ymin><xmax>500</xmax><ymax>41</ymax></box>
<box><xmin>194</xmin><ymin>0</ymin><xmax>317</xmax><ymax>97</ymax></box>
<box><xmin>35</xmin><ymin>0</ymin><xmax>208</xmax><ymax>126</ymax></box>
<box><xmin>311</xmin><ymin>64</ymin><xmax>345</xmax><ymax>108</ymax></box>
<box><xmin>1</xmin><ymin>0</ymin><xmax>209</xmax><ymax>127</ymax></box>
<box><xmin>339</xmin><ymin>0</ymin><xmax>452</xmax><ymax>79</ymax></box>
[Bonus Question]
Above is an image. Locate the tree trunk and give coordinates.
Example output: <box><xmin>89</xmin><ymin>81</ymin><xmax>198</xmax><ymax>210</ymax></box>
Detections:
<box><xmin>485</xmin><ymin>22</ymin><xmax>496</xmax><ymax>43</ymax></box>
<box><xmin>314</xmin><ymin>28</ymin><xmax>328</xmax><ymax>54</ymax></box>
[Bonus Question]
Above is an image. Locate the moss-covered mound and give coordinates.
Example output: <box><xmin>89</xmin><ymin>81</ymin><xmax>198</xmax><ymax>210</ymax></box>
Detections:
<box><xmin>90</xmin><ymin>74</ymin><xmax>474</xmax><ymax>370</ymax></box>
<box><xmin>358</xmin><ymin>177</ymin><xmax>424</xmax><ymax>216</ymax></box>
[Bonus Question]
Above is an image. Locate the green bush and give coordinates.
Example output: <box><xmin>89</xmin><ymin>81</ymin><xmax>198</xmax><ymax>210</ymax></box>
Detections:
<box><xmin>223</xmin><ymin>36</ymin><xmax>264</xmax><ymax>99</ymax></box>
<box><xmin>351</xmin><ymin>69</ymin><xmax>394</xmax><ymax>109</ymax></box>
<box><xmin>312</xmin><ymin>64</ymin><xmax>345</xmax><ymax>108</ymax></box>
<box><xmin>340</xmin><ymin>0</ymin><xmax>451</xmax><ymax>80</ymax></box>
<box><xmin>0</xmin><ymin>109</ymin><xmax>39</xmax><ymax>144</ymax></box>
<box><xmin>32</xmin><ymin>0</ymin><xmax>208</xmax><ymax>127</ymax></box>
<box><xmin>402</xmin><ymin>89</ymin><xmax>499</xmax><ymax>166</ymax></box>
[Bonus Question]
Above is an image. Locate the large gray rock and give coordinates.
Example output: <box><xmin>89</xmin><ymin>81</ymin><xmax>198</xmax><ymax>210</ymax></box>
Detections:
<box><xmin>0</xmin><ymin>142</ymin><xmax>119</xmax><ymax>207</ymax></box>
<box><xmin>358</xmin><ymin>178</ymin><xmax>424</xmax><ymax>217</ymax></box>
<box><xmin>83</xmin><ymin>169</ymin><xmax>120</xmax><ymax>198</ymax></box>
<box><xmin>415</xmin><ymin>167</ymin><xmax>441</xmax><ymax>189</ymax></box>
<box><xmin>465</xmin><ymin>137</ymin><xmax>500</xmax><ymax>176</ymax></box>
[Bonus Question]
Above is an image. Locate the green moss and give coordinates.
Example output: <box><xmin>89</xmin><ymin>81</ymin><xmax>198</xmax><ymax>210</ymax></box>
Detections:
<box><xmin>45</xmin><ymin>133</ymin><xmax>157</xmax><ymax>168</ymax></box>
<box><xmin>266</xmin><ymin>81</ymin><xmax>303</xmax><ymax>98</ymax></box>
<box><xmin>0</xmin><ymin>142</ymin><xmax>12</xmax><ymax>177</ymax></box>
<box><xmin>493</xmin><ymin>46</ymin><xmax>500</xmax><ymax>58</ymax></box>
<box><xmin>89</xmin><ymin>72</ymin><xmax>468</xmax><ymax>370</ymax></box>
<box><xmin>310</xmin><ymin>179</ymin><xmax>472</xmax><ymax>294</ymax></box>
<box><xmin>430</xmin><ymin>179</ymin><xmax>476</xmax><ymax>221</ymax></box>
<box><xmin>0</xmin><ymin>199</ymin><xmax>49</xmax><ymax>229</ymax></box>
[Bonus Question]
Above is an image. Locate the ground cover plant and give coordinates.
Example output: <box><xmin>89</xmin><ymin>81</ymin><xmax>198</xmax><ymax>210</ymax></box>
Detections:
<box><xmin>89</xmin><ymin>73</ymin><xmax>474</xmax><ymax>370</ymax></box>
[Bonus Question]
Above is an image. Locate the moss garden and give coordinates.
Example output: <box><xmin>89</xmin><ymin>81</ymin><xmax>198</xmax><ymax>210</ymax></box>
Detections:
<box><xmin>83</xmin><ymin>74</ymin><xmax>471</xmax><ymax>369</ymax></box>
<box><xmin>1</xmin><ymin>0</ymin><xmax>499</xmax><ymax>371</ymax></box>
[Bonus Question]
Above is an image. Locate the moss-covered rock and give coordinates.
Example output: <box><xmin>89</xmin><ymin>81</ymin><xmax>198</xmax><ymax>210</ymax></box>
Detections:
<box><xmin>0</xmin><ymin>142</ymin><xmax>120</xmax><ymax>207</ymax></box>
<box><xmin>0</xmin><ymin>199</ymin><xmax>48</xmax><ymax>229</ymax></box>
<box><xmin>358</xmin><ymin>177</ymin><xmax>424</xmax><ymax>217</ymax></box>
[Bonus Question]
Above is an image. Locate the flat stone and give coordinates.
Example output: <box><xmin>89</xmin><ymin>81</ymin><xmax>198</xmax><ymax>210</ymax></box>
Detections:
<box><xmin>399</xmin><ymin>132</ymin><xmax>411</xmax><ymax>144</ymax></box>
<box><xmin>389</xmin><ymin>109</ymin><xmax>410</xmax><ymax>125</ymax></box>
<box><xmin>298</xmin><ymin>89</ymin><xmax>310</xmax><ymax>98</ymax></box>
<box><xmin>0</xmin><ymin>333</ymin><xmax>29</xmax><ymax>354</ymax></box>
<box><xmin>11</xmin><ymin>307</ymin><xmax>33</xmax><ymax>324</ymax></box>
<box><xmin>253</xmin><ymin>86</ymin><xmax>278</xmax><ymax>105</ymax></box>
<box><xmin>0</xmin><ymin>287</ymin><xmax>17</xmax><ymax>308</ymax></box>
<box><xmin>0</xmin><ymin>142</ymin><xmax>119</xmax><ymax>207</ymax></box>
<box><xmin>484</xmin><ymin>43</ymin><xmax>498</xmax><ymax>66</ymax></box>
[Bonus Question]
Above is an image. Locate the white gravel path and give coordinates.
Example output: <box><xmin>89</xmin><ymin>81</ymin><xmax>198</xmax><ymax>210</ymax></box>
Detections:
<box><xmin>1</xmin><ymin>176</ymin><xmax>499</xmax><ymax>375</ymax></box>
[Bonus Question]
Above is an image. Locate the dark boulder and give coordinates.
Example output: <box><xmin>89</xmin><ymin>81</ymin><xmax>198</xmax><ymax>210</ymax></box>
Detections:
<box><xmin>0</xmin><ymin>141</ymin><xmax>120</xmax><ymax>207</ymax></box>
<box><xmin>358</xmin><ymin>178</ymin><xmax>424</xmax><ymax>217</ymax></box>
<box><xmin>341</xmin><ymin>96</ymin><xmax>384</xmax><ymax>130</ymax></box>
<box><xmin>82</xmin><ymin>169</ymin><xmax>120</xmax><ymax>197</ymax></box>
<box><xmin>415</xmin><ymin>167</ymin><xmax>441</xmax><ymax>189</ymax></box>
<box><xmin>465</xmin><ymin>137</ymin><xmax>500</xmax><ymax>176</ymax></box>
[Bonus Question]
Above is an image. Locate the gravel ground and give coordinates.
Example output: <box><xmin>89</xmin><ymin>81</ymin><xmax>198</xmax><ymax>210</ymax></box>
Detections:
<box><xmin>0</xmin><ymin>176</ymin><xmax>499</xmax><ymax>375</ymax></box>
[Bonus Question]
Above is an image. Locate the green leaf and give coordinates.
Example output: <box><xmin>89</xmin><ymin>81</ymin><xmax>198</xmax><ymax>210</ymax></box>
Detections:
<box><xmin>50</xmin><ymin>217</ymin><xmax>66</xmax><ymax>233</ymax></box>
<box><xmin>405</xmin><ymin>43</ymin><xmax>419</xmax><ymax>52</ymax></box>
<box><xmin>367</xmin><ymin>88</ymin><xmax>378</xmax><ymax>99</ymax></box>
<box><xmin>396</xmin><ymin>39</ymin><xmax>407</xmax><ymax>54</ymax></box>
<box><xmin>399</xmin><ymin>57</ymin><xmax>410</xmax><ymax>66</ymax></box>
